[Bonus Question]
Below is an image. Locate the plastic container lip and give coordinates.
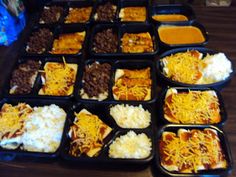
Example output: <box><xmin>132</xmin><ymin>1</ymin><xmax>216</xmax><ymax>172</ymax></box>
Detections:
<box><xmin>91</xmin><ymin>0</ymin><xmax>119</xmax><ymax>23</ymax></box>
<box><xmin>159</xmin><ymin>87</ymin><xmax>227</xmax><ymax>127</ymax></box>
<box><xmin>118</xmin><ymin>0</ymin><xmax>150</xmax><ymax>23</ymax></box>
<box><xmin>156</xmin><ymin>47</ymin><xmax>235</xmax><ymax>90</ymax></box>
<box><xmin>0</xmin><ymin>98</ymin><xmax>71</xmax><ymax>159</ymax></box>
<box><xmin>64</xmin><ymin>1</ymin><xmax>94</xmax><ymax>25</ymax></box>
<box><xmin>156</xmin><ymin>21</ymin><xmax>208</xmax><ymax>48</ymax></box>
<box><xmin>89</xmin><ymin>23</ymin><xmax>159</xmax><ymax>58</ymax></box>
<box><xmin>155</xmin><ymin>124</ymin><xmax>233</xmax><ymax>177</ymax></box>
<box><xmin>61</xmin><ymin>103</ymin><xmax>154</xmax><ymax>164</ymax></box>
<box><xmin>150</xmin><ymin>4</ymin><xmax>196</xmax><ymax>24</ymax></box>
<box><xmin>111</xmin><ymin>60</ymin><xmax>158</xmax><ymax>104</ymax></box>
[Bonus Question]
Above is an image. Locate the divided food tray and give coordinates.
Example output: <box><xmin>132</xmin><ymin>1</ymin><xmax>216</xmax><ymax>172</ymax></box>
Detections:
<box><xmin>3</xmin><ymin>57</ymin><xmax>82</xmax><ymax>100</ymax></box>
<box><xmin>89</xmin><ymin>23</ymin><xmax>159</xmax><ymax>58</ymax></box>
<box><xmin>156</xmin><ymin>47</ymin><xmax>235</xmax><ymax>90</ymax></box>
<box><xmin>155</xmin><ymin>124</ymin><xmax>233</xmax><ymax>177</ymax></box>
<box><xmin>0</xmin><ymin>98</ymin><xmax>72</xmax><ymax>160</ymax></box>
<box><xmin>36</xmin><ymin>1</ymin><xmax>94</xmax><ymax>26</ymax></box>
<box><xmin>22</xmin><ymin>25</ymin><xmax>88</xmax><ymax>57</ymax></box>
<box><xmin>60</xmin><ymin>102</ymin><xmax>155</xmax><ymax>164</ymax></box>
<box><xmin>75</xmin><ymin>59</ymin><xmax>157</xmax><ymax>104</ymax></box>
<box><xmin>158</xmin><ymin>87</ymin><xmax>228</xmax><ymax>127</ymax></box>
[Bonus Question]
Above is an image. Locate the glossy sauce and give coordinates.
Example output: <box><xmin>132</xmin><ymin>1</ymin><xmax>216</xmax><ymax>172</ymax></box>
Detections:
<box><xmin>158</xmin><ymin>26</ymin><xmax>205</xmax><ymax>45</ymax></box>
<box><xmin>152</xmin><ymin>14</ymin><xmax>188</xmax><ymax>22</ymax></box>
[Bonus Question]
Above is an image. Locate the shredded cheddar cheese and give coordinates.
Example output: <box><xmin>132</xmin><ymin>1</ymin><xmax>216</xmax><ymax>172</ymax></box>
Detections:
<box><xmin>39</xmin><ymin>62</ymin><xmax>77</xmax><ymax>96</ymax></box>
<box><xmin>160</xmin><ymin>129</ymin><xmax>227</xmax><ymax>173</ymax></box>
<box><xmin>161</xmin><ymin>51</ymin><xmax>204</xmax><ymax>84</ymax></box>
<box><xmin>50</xmin><ymin>31</ymin><xmax>86</xmax><ymax>54</ymax></box>
<box><xmin>113</xmin><ymin>68</ymin><xmax>152</xmax><ymax>101</ymax></box>
<box><xmin>0</xmin><ymin>103</ymin><xmax>33</xmax><ymax>149</ymax></box>
<box><xmin>164</xmin><ymin>89</ymin><xmax>221</xmax><ymax>124</ymax></box>
<box><xmin>121</xmin><ymin>32</ymin><xmax>154</xmax><ymax>53</ymax></box>
<box><xmin>69</xmin><ymin>109</ymin><xmax>112</xmax><ymax>157</ymax></box>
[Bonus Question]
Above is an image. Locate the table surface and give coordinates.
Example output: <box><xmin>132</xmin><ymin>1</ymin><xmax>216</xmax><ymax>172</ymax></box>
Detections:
<box><xmin>0</xmin><ymin>4</ymin><xmax>236</xmax><ymax>177</ymax></box>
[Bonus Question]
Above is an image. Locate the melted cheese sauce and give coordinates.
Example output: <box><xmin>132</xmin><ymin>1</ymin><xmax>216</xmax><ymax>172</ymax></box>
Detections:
<box><xmin>152</xmin><ymin>14</ymin><xmax>188</xmax><ymax>22</ymax></box>
<box><xmin>158</xmin><ymin>26</ymin><xmax>205</xmax><ymax>45</ymax></box>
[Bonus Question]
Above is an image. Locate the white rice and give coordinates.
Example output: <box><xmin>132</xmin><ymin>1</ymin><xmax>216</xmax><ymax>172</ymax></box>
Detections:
<box><xmin>110</xmin><ymin>104</ymin><xmax>151</xmax><ymax>128</ymax></box>
<box><xmin>22</xmin><ymin>104</ymin><xmax>66</xmax><ymax>153</ymax></box>
<box><xmin>202</xmin><ymin>53</ymin><xmax>233</xmax><ymax>83</ymax></box>
<box><xmin>109</xmin><ymin>131</ymin><xmax>152</xmax><ymax>159</ymax></box>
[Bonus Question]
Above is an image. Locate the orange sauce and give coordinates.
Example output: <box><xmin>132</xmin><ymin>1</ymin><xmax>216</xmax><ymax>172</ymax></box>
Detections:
<box><xmin>158</xmin><ymin>26</ymin><xmax>205</xmax><ymax>45</ymax></box>
<box><xmin>152</xmin><ymin>14</ymin><xmax>188</xmax><ymax>22</ymax></box>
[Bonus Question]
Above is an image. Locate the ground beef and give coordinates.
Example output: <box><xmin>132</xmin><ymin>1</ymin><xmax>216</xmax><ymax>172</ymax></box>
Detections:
<box><xmin>40</xmin><ymin>6</ymin><xmax>63</xmax><ymax>24</ymax></box>
<box><xmin>93</xmin><ymin>28</ymin><xmax>118</xmax><ymax>53</ymax></box>
<box><xmin>95</xmin><ymin>2</ymin><xmax>116</xmax><ymax>21</ymax></box>
<box><xmin>10</xmin><ymin>60</ymin><xmax>41</xmax><ymax>94</ymax></box>
<box><xmin>82</xmin><ymin>62</ymin><xmax>111</xmax><ymax>97</ymax></box>
<box><xmin>26</xmin><ymin>28</ymin><xmax>53</xmax><ymax>54</ymax></box>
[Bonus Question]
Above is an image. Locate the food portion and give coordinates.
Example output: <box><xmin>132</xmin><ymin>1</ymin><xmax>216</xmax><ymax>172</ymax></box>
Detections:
<box><xmin>109</xmin><ymin>131</ymin><xmax>151</xmax><ymax>159</ymax></box>
<box><xmin>121</xmin><ymin>32</ymin><xmax>154</xmax><ymax>53</ymax></box>
<box><xmin>164</xmin><ymin>88</ymin><xmax>221</xmax><ymax>124</ymax></box>
<box><xmin>39</xmin><ymin>62</ymin><xmax>77</xmax><ymax>96</ymax></box>
<box><xmin>161</xmin><ymin>50</ymin><xmax>233</xmax><ymax>84</ymax></box>
<box><xmin>50</xmin><ymin>31</ymin><xmax>86</xmax><ymax>54</ymax></box>
<box><xmin>119</xmin><ymin>7</ymin><xmax>146</xmax><ymax>22</ymax></box>
<box><xmin>26</xmin><ymin>28</ymin><xmax>53</xmax><ymax>54</ymax></box>
<box><xmin>68</xmin><ymin>109</ymin><xmax>112</xmax><ymax>157</ymax></box>
<box><xmin>159</xmin><ymin>128</ymin><xmax>227</xmax><ymax>173</ymax></box>
<box><xmin>0</xmin><ymin>103</ymin><xmax>66</xmax><ymax>153</ymax></box>
<box><xmin>152</xmin><ymin>14</ymin><xmax>188</xmax><ymax>22</ymax></box>
<box><xmin>39</xmin><ymin>6</ymin><xmax>63</xmax><ymax>24</ymax></box>
<box><xmin>92</xmin><ymin>28</ymin><xmax>118</xmax><ymax>53</ymax></box>
<box><xmin>65</xmin><ymin>7</ymin><xmax>92</xmax><ymax>23</ymax></box>
<box><xmin>22</xmin><ymin>104</ymin><xmax>66</xmax><ymax>153</ymax></box>
<box><xmin>10</xmin><ymin>60</ymin><xmax>41</xmax><ymax>94</ymax></box>
<box><xmin>112</xmin><ymin>67</ymin><xmax>152</xmax><ymax>101</ymax></box>
<box><xmin>110</xmin><ymin>104</ymin><xmax>151</xmax><ymax>128</ymax></box>
<box><xmin>158</xmin><ymin>25</ymin><xmax>205</xmax><ymax>45</ymax></box>
<box><xmin>94</xmin><ymin>2</ymin><xmax>117</xmax><ymax>21</ymax></box>
<box><xmin>0</xmin><ymin>103</ymin><xmax>33</xmax><ymax>149</ymax></box>
<box><xmin>80</xmin><ymin>62</ymin><xmax>111</xmax><ymax>101</ymax></box>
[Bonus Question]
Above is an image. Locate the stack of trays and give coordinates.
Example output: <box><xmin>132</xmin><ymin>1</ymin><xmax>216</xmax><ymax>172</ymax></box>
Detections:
<box><xmin>0</xmin><ymin>0</ymin><xmax>234</xmax><ymax>176</ymax></box>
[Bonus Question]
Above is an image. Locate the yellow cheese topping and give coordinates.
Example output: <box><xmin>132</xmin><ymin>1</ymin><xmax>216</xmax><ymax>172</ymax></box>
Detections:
<box><xmin>50</xmin><ymin>31</ymin><xmax>86</xmax><ymax>54</ymax></box>
<box><xmin>39</xmin><ymin>62</ymin><xmax>77</xmax><ymax>96</ymax></box>
<box><xmin>69</xmin><ymin>110</ymin><xmax>112</xmax><ymax>157</ymax></box>
<box><xmin>164</xmin><ymin>90</ymin><xmax>221</xmax><ymax>124</ymax></box>
<box><xmin>113</xmin><ymin>67</ymin><xmax>152</xmax><ymax>101</ymax></box>
<box><xmin>0</xmin><ymin>103</ymin><xmax>32</xmax><ymax>141</ymax></box>
<box><xmin>161</xmin><ymin>51</ymin><xmax>204</xmax><ymax>84</ymax></box>
<box><xmin>121</xmin><ymin>32</ymin><xmax>154</xmax><ymax>53</ymax></box>
<box><xmin>161</xmin><ymin>129</ymin><xmax>227</xmax><ymax>173</ymax></box>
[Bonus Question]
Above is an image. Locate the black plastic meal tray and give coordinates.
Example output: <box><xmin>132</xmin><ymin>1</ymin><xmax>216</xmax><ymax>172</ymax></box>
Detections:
<box><xmin>0</xmin><ymin>98</ymin><xmax>72</xmax><ymax>160</ymax></box>
<box><xmin>60</xmin><ymin>102</ymin><xmax>155</xmax><ymax>164</ymax></box>
<box><xmin>156</xmin><ymin>47</ymin><xmax>235</xmax><ymax>90</ymax></box>
<box><xmin>158</xmin><ymin>87</ymin><xmax>228</xmax><ymax>127</ymax></box>
<box><xmin>155</xmin><ymin>124</ymin><xmax>233</xmax><ymax>177</ymax></box>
